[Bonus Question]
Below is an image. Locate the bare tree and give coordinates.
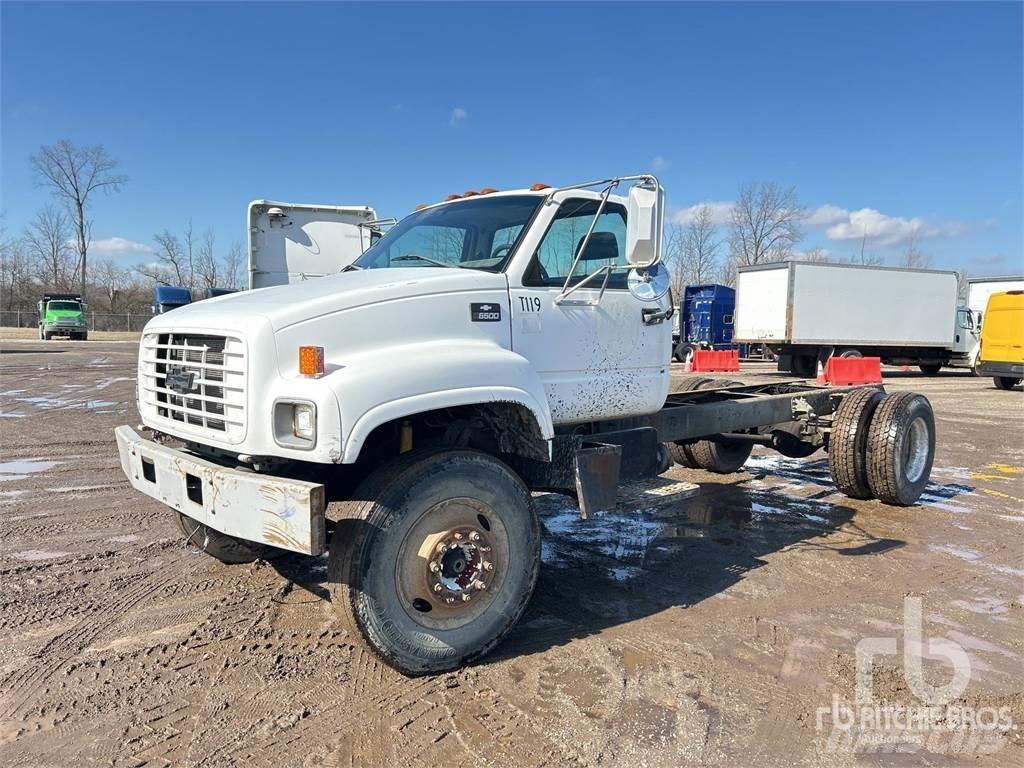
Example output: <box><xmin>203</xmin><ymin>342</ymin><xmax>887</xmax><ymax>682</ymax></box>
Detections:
<box><xmin>800</xmin><ymin>247</ymin><xmax>832</xmax><ymax>263</ymax></box>
<box><xmin>222</xmin><ymin>241</ymin><xmax>246</xmax><ymax>290</ymax></box>
<box><xmin>31</xmin><ymin>140</ymin><xmax>127</xmax><ymax>297</ymax></box>
<box><xmin>193</xmin><ymin>228</ymin><xmax>220</xmax><ymax>290</ymax></box>
<box><xmin>1</xmin><ymin>222</ymin><xmax>37</xmax><ymax>311</ymax></box>
<box><xmin>664</xmin><ymin>225</ymin><xmax>688</xmax><ymax>299</ymax></box>
<box><xmin>91</xmin><ymin>257</ymin><xmax>133</xmax><ymax>312</ymax></box>
<box><xmin>728</xmin><ymin>182</ymin><xmax>804</xmax><ymax>270</ymax></box>
<box><xmin>682</xmin><ymin>204</ymin><xmax>721</xmax><ymax>285</ymax></box>
<box><xmin>900</xmin><ymin>228</ymin><xmax>931</xmax><ymax>269</ymax></box>
<box><xmin>137</xmin><ymin>229</ymin><xmax>193</xmax><ymax>287</ymax></box>
<box><xmin>22</xmin><ymin>206</ymin><xmax>77</xmax><ymax>290</ymax></box>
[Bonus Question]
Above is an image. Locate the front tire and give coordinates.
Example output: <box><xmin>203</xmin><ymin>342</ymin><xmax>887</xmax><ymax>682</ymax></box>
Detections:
<box><xmin>994</xmin><ymin>376</ymin><xmax>1022</xmax><ymax>391</ymax></box>
<box><xmin>328</xmin><ymin>450</ymin><xmax>541</xmax><ymax>676</ymax></box>
<box><xmin>865</xmin><ymin>392</ymin><xmax>936</xmax><ymax>506</ymax></box>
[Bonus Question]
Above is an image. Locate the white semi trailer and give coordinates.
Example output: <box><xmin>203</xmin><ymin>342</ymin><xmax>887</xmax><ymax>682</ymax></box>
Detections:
<box><xmin>117</xmin><ymin>176</ymin><xmax>937</xmax><ymax>675</ymax></box>
<box><xmin>734</xmin><ymin>262</ymin><xmax>976</xmax><ymax>378</ymax></box>
<box><xmin>247</xmin><ymin>200</ymin><xmax>387</xmax><ymax>289</ymax></box>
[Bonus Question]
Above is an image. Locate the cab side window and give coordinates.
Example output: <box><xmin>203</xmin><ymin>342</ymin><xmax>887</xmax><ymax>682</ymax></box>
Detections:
<box><xmin>524</xmin><ymin>199</ymin><xmax>628</xmax><ymax>288</ymax></box>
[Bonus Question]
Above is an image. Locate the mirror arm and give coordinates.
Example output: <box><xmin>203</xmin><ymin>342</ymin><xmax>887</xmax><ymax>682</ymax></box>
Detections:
<box><xmin>559</xmin><ymin>181</ymin><xmax>617</xmax><ymax>296</ymax></box>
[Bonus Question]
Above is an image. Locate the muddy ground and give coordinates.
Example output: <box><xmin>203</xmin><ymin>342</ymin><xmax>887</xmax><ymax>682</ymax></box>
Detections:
<box><xmin>0</xmin><ymin>340</ymin><xmax>1021</xmax><ymax>767</ymax></box>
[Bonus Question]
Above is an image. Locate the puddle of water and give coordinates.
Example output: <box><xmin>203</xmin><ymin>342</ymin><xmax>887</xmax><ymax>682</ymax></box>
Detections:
<box><xmin>0</xmin><ymin>458</ymin><xmax>61</xmax><ymax>476</ymax></box>
<box><xmin>94</xmin><ymin>376</ymin><xmax>134</xmax><ymax>391</ymax></box>
<box><xmin>928</xmin><ymin>544</ymin><xmax>982</xmax><ymax>561</ymax></box>
<box><xmin>12</xmin><ymin>549</ymin><xmax>71</xmax><ymax>561</ymax></box>
<box><xmin>12</xmin><ymin>395</ymin><xmax>115</xmax><ymax>411</ymax></box>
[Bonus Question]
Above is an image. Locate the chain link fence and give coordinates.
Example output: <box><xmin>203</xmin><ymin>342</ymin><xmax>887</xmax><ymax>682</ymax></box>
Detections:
<box><xmin>0</xmin><ymin>310</ymin><xmax>155</xmax><ymax>332</ymax></box>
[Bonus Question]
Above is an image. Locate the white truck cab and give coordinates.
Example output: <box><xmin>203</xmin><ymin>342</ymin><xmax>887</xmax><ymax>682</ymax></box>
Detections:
<box><xmin>117</xmin><ymin>175</ymin><xmax>936</xmax><ymax>675</ymax></box>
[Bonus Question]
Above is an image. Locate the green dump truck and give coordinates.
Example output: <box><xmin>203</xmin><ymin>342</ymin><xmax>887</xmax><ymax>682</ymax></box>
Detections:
<box><xmin>38</xmin><ymin>293</ymin><xmax>88</xmax><ymax>340</ymax></box>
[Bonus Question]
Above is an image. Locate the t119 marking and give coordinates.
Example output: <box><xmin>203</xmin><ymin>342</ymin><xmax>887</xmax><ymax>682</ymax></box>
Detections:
<box><xmin>518</xmin><ymin>296</ymin><xmax>542</xmax><ymax>313</ymax></box>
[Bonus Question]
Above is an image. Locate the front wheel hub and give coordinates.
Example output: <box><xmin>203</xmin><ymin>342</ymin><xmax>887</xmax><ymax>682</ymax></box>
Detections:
<box><xmin>429</xmin><ymin>527</ymin><xmax>494</xmax><ymax>603</ymax></box>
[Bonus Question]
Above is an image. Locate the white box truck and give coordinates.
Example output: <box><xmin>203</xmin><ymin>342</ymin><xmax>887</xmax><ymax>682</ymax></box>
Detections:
<box><xmin>734</xmin><ymin>261</ymin><xmax>976</xmax><ymax>378</ymax></box>
<box><xmin>116</xmin><ymin>177</ymin><xmax>936</xmax><ymax>675</ymax></box>
<box><xmin>247</xmin><ymin>200</ymin><xmax>388</xmax><ymax>289</ymax></box>
<box><xmin>967</xmin><ymin>275</ymin><xmax>1024</xmax><ymax>326</ymax></box>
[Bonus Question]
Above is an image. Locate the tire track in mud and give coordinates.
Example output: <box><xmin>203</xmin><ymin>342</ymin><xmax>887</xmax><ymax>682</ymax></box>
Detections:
<box><xmin>0</xmin><ymin>552</ymin><xmax>183</xmax><ymax>722</ymax></box>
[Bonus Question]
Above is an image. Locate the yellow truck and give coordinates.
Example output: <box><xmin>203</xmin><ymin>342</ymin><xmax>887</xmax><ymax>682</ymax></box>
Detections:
<box><xmin>977</xmin><ymin>290</ymin><xmax>1024</xmax><ymax>390</ymax></box>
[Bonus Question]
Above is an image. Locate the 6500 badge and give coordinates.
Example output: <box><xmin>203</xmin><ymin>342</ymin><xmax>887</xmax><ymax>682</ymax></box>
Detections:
<box><xmin>470</xmin><ymin>303</ymin><xmax>502</xmax><ymax>322</ymax></box>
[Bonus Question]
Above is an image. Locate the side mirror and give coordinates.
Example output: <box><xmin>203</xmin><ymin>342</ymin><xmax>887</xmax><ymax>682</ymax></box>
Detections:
<box><xmin>625</xmin><ymin>181</ymin><xmax>664</xmax><ymax>267</ymax></box>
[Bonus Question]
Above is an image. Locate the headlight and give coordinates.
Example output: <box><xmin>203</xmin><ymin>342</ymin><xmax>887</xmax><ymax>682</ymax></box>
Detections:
<box><xmin>292</xmin><ymin>404</ymin><xmax>315</xmax><ymax>439</ymax></box>
<box><xmin>273</xmin><ymin>400</ymin><xmax>317</xmax><ymax>449</ymax></box>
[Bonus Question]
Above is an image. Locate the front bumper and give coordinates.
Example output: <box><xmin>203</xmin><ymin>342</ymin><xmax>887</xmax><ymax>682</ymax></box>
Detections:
<box><xmin>115</xmin><ymin>426</ymin><xmax>326</xmax><ymax>555</ymax></box>
<box><xmin>977</xmin><ymin>360</ymin><xmax>1024</xmax><ymax>378</ymax></box>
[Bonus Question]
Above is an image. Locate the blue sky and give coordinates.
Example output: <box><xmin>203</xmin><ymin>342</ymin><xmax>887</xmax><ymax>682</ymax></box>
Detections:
<box><xmin>2</xmin><ymin>1</ymin><xmax>1022</xmax><ymax>275</ymax></box>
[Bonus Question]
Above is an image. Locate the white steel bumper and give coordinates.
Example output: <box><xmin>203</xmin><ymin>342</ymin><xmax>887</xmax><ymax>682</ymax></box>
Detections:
<box><xmin>115</xmin><ymin>426</ymin><xmax>326</xmax><ymax>555</ymax></box>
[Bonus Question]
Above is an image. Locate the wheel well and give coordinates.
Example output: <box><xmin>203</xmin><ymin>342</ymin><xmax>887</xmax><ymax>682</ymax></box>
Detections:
<box><xmin>355</xmin><ymin>401</ymin><xmax>549</xmax><ymax>468</ymax></box>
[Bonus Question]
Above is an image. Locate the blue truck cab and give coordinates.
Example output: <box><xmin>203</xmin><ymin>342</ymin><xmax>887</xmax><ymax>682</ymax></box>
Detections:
<box><xmin>152</xmin><ymin>286</ymin><xmax>193</xmax><ymax>315</ymax></box>
<box><xmin>673</xmin><ymin>284</ymin><xmax>736</xmax><ymax>362</ymax></box>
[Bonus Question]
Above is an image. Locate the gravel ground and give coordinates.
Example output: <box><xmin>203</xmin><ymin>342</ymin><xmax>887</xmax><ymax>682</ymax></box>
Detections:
<box><xmin>0</xmin><ymin>340</ymin><xmax>1021</xmax><ymax>767</ymax></box>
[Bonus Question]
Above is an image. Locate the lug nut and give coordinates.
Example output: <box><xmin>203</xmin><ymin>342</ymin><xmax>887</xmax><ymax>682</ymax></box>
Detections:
<box><xmin>461</xmin><ymin>594</ymin><xmax>472</xmax><ymax>602</ymax></box>
<box><xmin>469</xmin><ymin>531</ymin><xmax>480</xmax><ymax>541</ymax></box>
<box><xmin>473</xmin><ymin>580</ymin><xmax>487</xmax><ymax>591</ymax></box>
<box><xmin>446</xmin><ymin>597</ymin><xmax>455</xmax><ymax>604</ymax></box>
<box><xmin>480</xmin><ymin>546</ymin><xmax>491</xmax><ymax>553</ymax></box>
<box><xmin>436</xmin><ymin>542</ymin><xmax>447</xmax><ymax>553</ymax></box>
<box><xmin>429</xmin><ymin>561</ymin><xmax>440</xmax><ymax>573</ymax></box>
<box><xmin>433</xmin><ymin>583</ymin><xmax>442</xmax><ymax>592</ymax></box>
<box><xmin>482</xmin><ymin>561</ymin><xmax>493</xmax><ymax>571</ymax></box>
<box><xmin>453</xmin><ymin>532</ymin><xmax>464</xmax><ymax>541</ymax></box>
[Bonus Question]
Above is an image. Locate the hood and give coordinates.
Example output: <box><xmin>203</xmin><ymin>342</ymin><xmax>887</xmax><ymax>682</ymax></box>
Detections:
<box><xmin>144</xmin><ymin>268</ymin><xmax>509</xmax><ymax>333</ymax></box>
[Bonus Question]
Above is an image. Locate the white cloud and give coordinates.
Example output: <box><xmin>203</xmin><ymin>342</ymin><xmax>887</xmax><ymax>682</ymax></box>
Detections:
<box><xmin>650</xmin><ymin>155</ymin><xmax>668</xmax><ymax>171</ymax></box>
<box><xmin>805</xmin><ymin>205</ymin><xmax>967</xmax><ymax>245</ymax></box>
<box><xmin>85</xmin><ymin>237</ymin><xmax>153</xmax><ymax>257</ymax></box>
<box><xmin>450</xmin><ymin>107</ymin><xmax>467</xmax><ymax>126</ymax></box>
<box><xmin>671</xmin><ymin>201</ymin><xmax>734</xmax><ymax>227</ymax></box>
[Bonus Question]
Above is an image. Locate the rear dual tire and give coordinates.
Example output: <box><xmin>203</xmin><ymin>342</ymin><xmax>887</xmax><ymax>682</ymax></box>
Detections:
<box><xmin>829</xmin><ymin>390</ymin><xmax>936</xmax><ymax>506</ymax></box>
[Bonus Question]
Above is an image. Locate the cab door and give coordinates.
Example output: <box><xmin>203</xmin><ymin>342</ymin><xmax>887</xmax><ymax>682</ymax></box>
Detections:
<box><xmin>509</xmin><ymin>197</ymin><xmax>670</xmax><ymax>424</ymax></box>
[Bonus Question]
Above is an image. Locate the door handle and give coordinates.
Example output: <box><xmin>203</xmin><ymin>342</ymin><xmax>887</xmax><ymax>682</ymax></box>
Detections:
<box><xmin>642</xmin><ymin>305</ymin><xmax>674</xmax><ymax>326</ymax></box>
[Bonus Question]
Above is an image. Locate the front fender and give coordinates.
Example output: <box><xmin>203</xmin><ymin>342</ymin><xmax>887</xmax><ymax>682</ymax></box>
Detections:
<box><xmin>327</xmin><ymin>340</ymin><xmax>553</xmax><ymax>463</ymax></box>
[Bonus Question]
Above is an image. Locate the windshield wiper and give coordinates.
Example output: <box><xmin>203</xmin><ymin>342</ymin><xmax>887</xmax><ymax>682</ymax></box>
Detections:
<box><xmin>392</xmin><ymin>254</ymin><xmax>458</xmax><ymax>268</ymax></box>
<box><xmin>341</xmin><ymin>263</ymin><xmax>363</xmax><ymax>272</ymax></box>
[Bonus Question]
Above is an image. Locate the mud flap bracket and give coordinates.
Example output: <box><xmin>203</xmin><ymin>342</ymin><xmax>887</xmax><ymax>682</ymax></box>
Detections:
<box><xmin>574</xmin><ymin>442</ymin><xmax>622</xmax><ymax>519</ymax></box>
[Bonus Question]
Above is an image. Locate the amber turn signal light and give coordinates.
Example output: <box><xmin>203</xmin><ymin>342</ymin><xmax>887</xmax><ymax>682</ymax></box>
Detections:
<box><xmin>299</xmin><ymin>346</ymin><xmax>325</xmax><ymax>378</ymax></box>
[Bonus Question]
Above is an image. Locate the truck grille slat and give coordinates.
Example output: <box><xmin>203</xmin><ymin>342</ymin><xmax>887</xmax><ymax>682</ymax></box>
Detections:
<box><xmin>140</xmin><ymin>333</ymin><xmax>246</xmax><ymax>440</ymax></box>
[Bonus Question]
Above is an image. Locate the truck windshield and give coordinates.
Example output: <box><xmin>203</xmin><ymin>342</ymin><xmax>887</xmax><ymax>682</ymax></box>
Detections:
<box><xmin>47</xmin><ymin>301</ymin><xmax>81</xmax><ymax>311</ymax></box>
<box><xmin>352</xmin><ymin>195</ymin><xmax>541</xmax><ymax>272</ymax></box>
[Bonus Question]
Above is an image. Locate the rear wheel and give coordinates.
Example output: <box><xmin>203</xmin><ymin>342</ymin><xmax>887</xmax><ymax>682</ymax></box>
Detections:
<box><xmin>918</xmin><ymin>363</ymin><xmax>942</xmax><ymax>376</ymax></box>
<box><xmin>994</xmin><ymin>376</ymin><xmax>1022</xmax><ymax>391</ymax></box>
<box><xmin>828</xmin><ymin>387</ymin><xmax>885</xmax><ymax>499</ymax></box>
<box><xmin>838</xmin><ymin>348</ymin><xmax>862</xmax><ymax>359</ymax></box>
<box><xmin>328</xmin><ymin>450</ymin><xmax>540</xmax><ymax>675</ymax></box>
<box><xmin>674</xmin><ymin>342</ymin><xmax>696</xmax><ymax>364</ymax></box>
<box><xmin>688</xmin><ymin>437</ymin><xmax>753</xmax><ymax>474</ymax></box>
<box><xmin>865</xmin><ymin>392</ymin><xmax>936</xmax><ymax>506</ymax></box>
<box><xmin>175</xmin><ymin>512</ymin><xmax>270</xmax><ymax>564</ymax></box>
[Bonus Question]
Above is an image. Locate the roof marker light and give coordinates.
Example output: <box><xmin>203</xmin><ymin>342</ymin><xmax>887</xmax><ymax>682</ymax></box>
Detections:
<box><xmin>479</xmin><ymin>187</ymin><xmax>498</xmax><ymax>194</ymax></box>
<box><xmin>530</xmin><ymin>183</ymin><xmax>550</xmax><ymax>191</ymax></box>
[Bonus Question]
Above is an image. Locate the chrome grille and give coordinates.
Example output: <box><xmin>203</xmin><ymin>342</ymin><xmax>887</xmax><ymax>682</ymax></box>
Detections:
<box><xmin>140</xmin><ymin>333</ymin><xmax>246</xmax><ymax>440</ymax></box>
